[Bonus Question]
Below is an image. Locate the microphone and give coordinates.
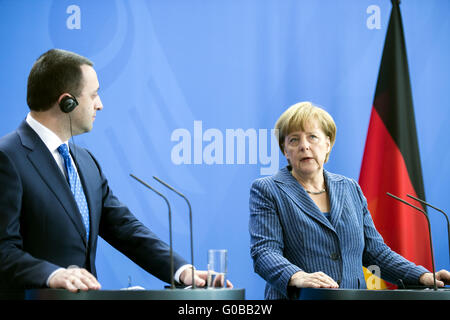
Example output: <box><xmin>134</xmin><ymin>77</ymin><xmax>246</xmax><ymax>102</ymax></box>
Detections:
<box><xmin>407</xmin><ymin>194</ymin><xmax>450</xmax><ymax>265</ymax></box>
<box><xmin>129</xmin><ymin>174</ymin><xmax>175</xmax><ymax>289</ymax></box>
<box><xmin>153</xmin><ymin>176</ymin><xmax>195</xmax><ymax>289</ymax></box>
<box><xmin>386</xmin><ymin>192</ymin><xmax>437</xmax><ymax>290</ymax></box>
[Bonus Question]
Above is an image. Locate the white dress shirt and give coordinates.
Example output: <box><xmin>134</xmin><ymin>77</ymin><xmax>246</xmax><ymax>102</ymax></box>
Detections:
<box><xmin>26</xmin><ymin>113</ymin><xmax>70</xmax><ymax>176</ymax></box>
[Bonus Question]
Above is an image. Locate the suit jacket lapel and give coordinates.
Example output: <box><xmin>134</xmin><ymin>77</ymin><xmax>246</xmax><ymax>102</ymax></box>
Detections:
<box><xmin>324</xmin><ymin>170</ymin><xmax>346</xmax><ymax>228</ymax></box>
<box><xmin>274</xmin><ymin>167</ymin><xmax>335</xmax><ymax>231</ymax></box>
<box><xmin>17</xmin><ymin>121</ymin><xmax>88</xmax><ymax>246</ymax></box>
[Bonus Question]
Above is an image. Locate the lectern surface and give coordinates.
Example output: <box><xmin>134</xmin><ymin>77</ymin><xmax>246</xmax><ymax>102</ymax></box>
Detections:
<box><xmin>0</xmin><ymin>288</ymin><xmax>245</xmax><ymax>300</ymax></box>
<box><xmin>299</xmin><ymin>288</ymin><xmax>450</xmax><ymax>300</ymax></box>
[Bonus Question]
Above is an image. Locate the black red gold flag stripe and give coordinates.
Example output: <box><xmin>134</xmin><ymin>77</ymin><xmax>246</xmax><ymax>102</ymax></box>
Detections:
<box><xmin>359</xmin><ymin>0</ymin><xmax>432</xmax><ymax>286</ymax></box>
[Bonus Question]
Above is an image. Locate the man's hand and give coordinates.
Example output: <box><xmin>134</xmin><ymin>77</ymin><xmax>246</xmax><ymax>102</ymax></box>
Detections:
<box><xmin>48</xmin><ymin>267</ymin><xmax>101</xmax><ymax>292</ymax></box>
<box><xmin>180</xmin><ymin>268</ymin><xmax>233</xmax><ymax>288</ymax></box>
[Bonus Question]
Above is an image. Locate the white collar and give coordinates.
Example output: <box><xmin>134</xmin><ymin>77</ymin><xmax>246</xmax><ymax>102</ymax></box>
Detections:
<box><xmin>25</xmin><ymin>113</ymin><xmax>69</xmax><ymax>153</ymax></box>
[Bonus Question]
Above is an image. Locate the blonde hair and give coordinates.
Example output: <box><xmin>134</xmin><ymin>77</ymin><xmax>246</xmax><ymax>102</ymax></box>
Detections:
<box><xmin>275</xmin><ymin>101</ymin><xmax>336</xmax><ymax>163</ymax></box>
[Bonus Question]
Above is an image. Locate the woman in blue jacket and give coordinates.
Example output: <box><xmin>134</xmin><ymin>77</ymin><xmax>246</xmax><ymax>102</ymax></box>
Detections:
<box><xmin>249</xmin><ymin>101</ymin><xmax>450</xmax><ymax>299</ymax></box>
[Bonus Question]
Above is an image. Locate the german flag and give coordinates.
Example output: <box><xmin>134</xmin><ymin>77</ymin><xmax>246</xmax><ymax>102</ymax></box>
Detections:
<box><xmin>359</xmin><ymin>0</ymin><xmax>432</xmax><ymax>288</ymax></box>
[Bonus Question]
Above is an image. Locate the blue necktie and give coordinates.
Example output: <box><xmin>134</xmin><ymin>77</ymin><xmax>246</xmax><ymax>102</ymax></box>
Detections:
<box><xmin>57</xmin><ymin>143</ymin><xmax>90</xmax><ymax>241</ymax></box>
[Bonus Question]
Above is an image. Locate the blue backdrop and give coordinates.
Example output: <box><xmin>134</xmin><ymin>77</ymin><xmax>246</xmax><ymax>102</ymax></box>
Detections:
<box><xmin>0</xmin><ymin>0</ymin><xmax>449</xmax><ymax>299</ymax></box>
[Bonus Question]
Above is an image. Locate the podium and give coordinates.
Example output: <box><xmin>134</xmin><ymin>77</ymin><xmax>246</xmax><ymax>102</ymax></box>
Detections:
<box><xmin>0</xmin><ymin>288</ymin><xmax>245</xmax><ymax>300</ymax></box>
<box><xmin>299</xmin><ymin>288</ymin><xmax>450</xmax><ymax>300</ymax></box>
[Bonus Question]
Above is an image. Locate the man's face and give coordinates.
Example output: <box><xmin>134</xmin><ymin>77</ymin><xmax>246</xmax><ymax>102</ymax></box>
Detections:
<box><xmin>70</xmin><ymin>64</ymin><xmax>103</xmax><ymax>135</ymax></box>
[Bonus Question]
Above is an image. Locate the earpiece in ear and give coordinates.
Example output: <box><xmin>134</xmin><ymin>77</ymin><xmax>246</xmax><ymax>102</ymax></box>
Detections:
<box><xmin>59</xmin><ymin>95</ymin><xmax>79</xmax><ymax>113</ymax></box>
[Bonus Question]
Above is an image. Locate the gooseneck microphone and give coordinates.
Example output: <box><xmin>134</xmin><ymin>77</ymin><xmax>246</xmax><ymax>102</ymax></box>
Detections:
<box><xmin>153</xmin><ymin>176</ymin><xmax>195</xmax><ymax>289</ymax></box>
<box><xmin>386</xmin><ymin>192</ymin><xmax>437</xmax><ymax>290</ymax></box>
<box><xmin>407</xmin><ymin>194</ymin><xmax>450</xmax><ymax>264</ymax></box>
<box><xmin>129</xmin><ymin>174</ymin><xmax>175</xmax><ymax>289</ymax></box>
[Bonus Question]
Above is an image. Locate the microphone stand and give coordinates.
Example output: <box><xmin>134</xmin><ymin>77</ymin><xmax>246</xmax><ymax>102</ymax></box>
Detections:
<box><xmin>386</xmin><ymin>192</ymin><xmax>437</xmax><ymax>290</ymax></box>
<box><xmin>130</xmin><ymin>174</ymin><xmax>175</xmax><ymax>289</ymax></box>
<box><xmin>407</xmin><ymin>194</ymin><xmax>450</xmax><ymax>266</ymax></box>
<box><xmin>153</xmin><ymin>176</ymin><xmax>196</xmax><ymax>289</ymax></box>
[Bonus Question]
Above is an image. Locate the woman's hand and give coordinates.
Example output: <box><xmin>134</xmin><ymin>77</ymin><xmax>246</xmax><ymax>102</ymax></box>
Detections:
<box><xmin>419</xmin><ymin>269</ymin><xmax>450</xmax><ymax>287</ymax></box>
<box><xmin>289</xmin><ymin>271</ymin><xmax>339</xmax><ymax>288</ymax></box>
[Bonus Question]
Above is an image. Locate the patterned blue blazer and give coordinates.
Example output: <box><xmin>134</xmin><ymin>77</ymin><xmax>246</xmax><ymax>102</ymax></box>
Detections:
<box><xmin>249</xmin><ymin>166</ymin><xmax>428</xmax><ymax>299</ymax></box>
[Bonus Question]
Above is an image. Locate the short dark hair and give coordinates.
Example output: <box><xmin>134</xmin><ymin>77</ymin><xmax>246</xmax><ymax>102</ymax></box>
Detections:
<box><xmin>27</xmin><ymin>49</ymin><xmax>93</xmax><ymax>111</ymax></box>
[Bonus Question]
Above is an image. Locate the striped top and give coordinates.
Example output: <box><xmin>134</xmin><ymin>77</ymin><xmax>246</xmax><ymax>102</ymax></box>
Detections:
<box><xmin>249</xmin><ymin>166</ymin><xmax>429</xmax><ymax>299</ymax></box>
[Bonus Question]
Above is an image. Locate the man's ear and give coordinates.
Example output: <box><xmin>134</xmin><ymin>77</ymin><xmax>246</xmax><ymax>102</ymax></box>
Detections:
<box><xmin>57</xmin><ymin>93</ymin><xmax>72</xmax><ymax>105</ymax></box>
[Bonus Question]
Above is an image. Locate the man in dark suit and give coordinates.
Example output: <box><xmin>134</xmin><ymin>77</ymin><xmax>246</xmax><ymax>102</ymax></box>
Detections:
<box><xmin>0</xmin><ymin>49</ymin><xmax>208</xmax><ymax>292</ymax></box>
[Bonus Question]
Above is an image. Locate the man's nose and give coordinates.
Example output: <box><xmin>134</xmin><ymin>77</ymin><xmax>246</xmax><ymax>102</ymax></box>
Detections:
<box><xmin>96</xmin><ymin>96</ymin><xmax>103</xmax><ymax>110</ymax></box>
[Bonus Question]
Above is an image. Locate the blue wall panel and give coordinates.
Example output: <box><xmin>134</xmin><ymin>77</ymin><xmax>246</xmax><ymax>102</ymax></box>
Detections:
<box><xmin>0</xmin><ymin>0</ymin><xmax>449</xmax><ymax>299</ymax></box>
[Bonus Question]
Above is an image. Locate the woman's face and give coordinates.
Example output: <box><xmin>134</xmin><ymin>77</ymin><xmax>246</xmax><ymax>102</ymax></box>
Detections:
<box><xmin>283</xmin><ymin>119</ymin><xmax>331</xmax><ymax>178</ymax></box>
